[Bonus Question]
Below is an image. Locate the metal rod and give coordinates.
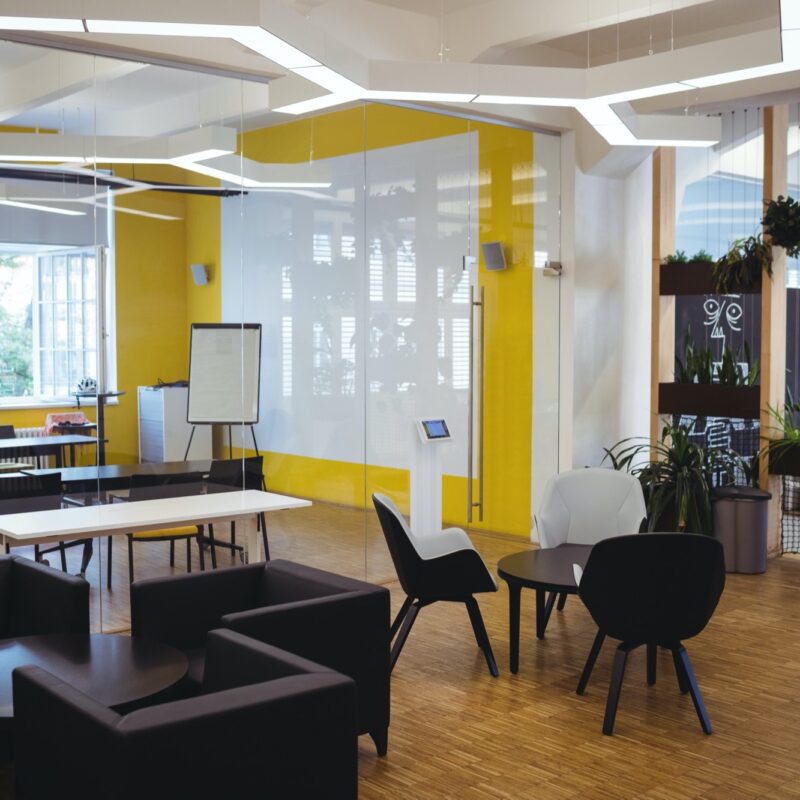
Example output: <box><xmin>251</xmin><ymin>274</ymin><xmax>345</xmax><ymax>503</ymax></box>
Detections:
<box><xmin>467</xmin><ymin>285</ymin><xmax>475</xmax><ymax>522</ymax></box>
<box><xmin>477</xmin><ymin>285</ymin><xmax>485</xmax><ymax>522</ymax></box>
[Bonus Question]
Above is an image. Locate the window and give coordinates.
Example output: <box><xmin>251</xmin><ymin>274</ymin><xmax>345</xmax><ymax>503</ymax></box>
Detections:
<box><xmin>0</xmin><ymin>246</ymin><xmax>111</xmax><ymax>405</ymax></box>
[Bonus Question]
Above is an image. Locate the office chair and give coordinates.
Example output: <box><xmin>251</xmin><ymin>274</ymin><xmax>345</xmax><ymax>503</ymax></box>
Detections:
<box><xmin>575</xmin><ymin>533</ymin><xmax>725</xmax><ymax>735</ymax></box>
<box><xmin>372</xmin><ymin>493</ymin><xmax>498</xmax><ymax>677</ymax></box>
<box><xmin>535</xmin><ymin>468</ymin><xmax>646</xmax><ymax>617</ymax></box>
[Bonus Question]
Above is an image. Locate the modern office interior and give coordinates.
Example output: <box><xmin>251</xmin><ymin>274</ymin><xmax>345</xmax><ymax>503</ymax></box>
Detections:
<box><xmin>0</xmin><ymin>0</ymin><xmax>799</xmax><ymax>797</ymax></box>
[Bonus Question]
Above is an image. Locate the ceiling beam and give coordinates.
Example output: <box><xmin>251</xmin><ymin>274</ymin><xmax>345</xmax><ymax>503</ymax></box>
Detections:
<box><xmin>0</xmin><ymin>49</ymin><xmax>147</xmax><ymax>123</ymax></box>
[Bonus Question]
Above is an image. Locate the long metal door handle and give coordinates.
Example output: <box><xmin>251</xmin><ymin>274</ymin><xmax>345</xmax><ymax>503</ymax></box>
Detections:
<box><xmin>467</xmin><ymin>285</ymin><xmax>485</xmax><ymax>523</ymax></box>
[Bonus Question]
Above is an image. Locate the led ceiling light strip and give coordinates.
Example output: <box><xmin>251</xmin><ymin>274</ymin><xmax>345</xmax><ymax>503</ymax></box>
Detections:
<box><xmin>172</xmin><ymin>154</ymin><xmax>332</xmax><ymax>188</ymax></box>
<box><xmin>0</xmin><ymin>198</ymin><xmax>85</xmax><ymax>215</ymax></box>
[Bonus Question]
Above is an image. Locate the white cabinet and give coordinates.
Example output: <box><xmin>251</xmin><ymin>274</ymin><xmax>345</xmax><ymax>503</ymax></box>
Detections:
<box><xmin>137</xmin><ymin>386</ymin><xmax>212</xmax><ymax>463</ymax></box>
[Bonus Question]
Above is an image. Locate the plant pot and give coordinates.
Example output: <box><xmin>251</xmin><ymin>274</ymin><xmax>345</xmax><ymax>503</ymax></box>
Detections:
<box><xmin>711</xmin><ymin>486</ymin><xmax>771</xmax><ymax>573</ymax></box>
<box><xmin>658</xmin><ymin>383</ymin><xmax>760</xmax><ymax>419</ymax></box>
<box><xmin>659</xmin><ymin>261</ymin><xmax>762</xmax><ymax>296</ymax></box>
<box><xmin>768</xmin><ymin>445</ymin><xmax>800</xmax><ymax>477</ymax></box>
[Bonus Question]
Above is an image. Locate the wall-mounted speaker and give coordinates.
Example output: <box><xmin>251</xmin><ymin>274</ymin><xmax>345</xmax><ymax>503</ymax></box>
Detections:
<box><xmin>481</xmin><ymin>241</ymin><xmax>506</xmax><ymax>271</ymax></box>
<box><xmin>190</xmin><ymin>263</ymin><xmax>208</xmax><ymax>286</ymax></box>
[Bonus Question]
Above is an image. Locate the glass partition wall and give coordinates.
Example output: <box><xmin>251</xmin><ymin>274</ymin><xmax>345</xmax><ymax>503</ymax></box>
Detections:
<box><xmin>0</xmin><ymin>40</ymin><xmax>561</xmax><ymax>632</ymax></box>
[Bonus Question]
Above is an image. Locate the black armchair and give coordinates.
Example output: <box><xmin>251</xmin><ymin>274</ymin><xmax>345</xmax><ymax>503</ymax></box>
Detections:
<box><xmin>13</xmin><ymin>629</ymin><xmax>358</xmax><ymax>800</ymax></box>
<box><xmin>575</xmin><ymin>533</ymin><xmax>725</xmax><ymax>735</ymax></box>
<box><xmin>0</xmin><ymin>554</ymin><xmax>89</xmax><ymax>637</ymax></box>
<box><xmin>131</xmin><ymin>559</ymin><xmax>391</xmax><ymax>755</ymax></box>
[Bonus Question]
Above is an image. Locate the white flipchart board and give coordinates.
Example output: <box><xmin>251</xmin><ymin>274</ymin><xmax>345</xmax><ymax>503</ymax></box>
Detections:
<box><xmin>187</xmin><ymin>324</ymin><xmax>262</xmax><ymax>424</ymax></box>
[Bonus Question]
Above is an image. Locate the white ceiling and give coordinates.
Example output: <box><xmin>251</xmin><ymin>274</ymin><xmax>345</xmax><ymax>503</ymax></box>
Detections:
<box><xmin>0</xmin><ymin>0</ymin><xmax>797</xmax><ymax>154</ymax></box>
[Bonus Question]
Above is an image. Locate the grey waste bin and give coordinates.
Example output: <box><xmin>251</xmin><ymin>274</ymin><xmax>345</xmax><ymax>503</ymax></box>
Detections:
<box><xmin>711</xmin><ymin>486</ymin><xmax>772</xmax><ymax>574</ymax></box>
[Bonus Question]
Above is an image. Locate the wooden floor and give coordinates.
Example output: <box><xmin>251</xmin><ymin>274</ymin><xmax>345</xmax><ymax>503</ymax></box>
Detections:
<box><xmin>8</xmin><ymin>503</ymin><xmax>800</xmax><ymax>798</ymax></box>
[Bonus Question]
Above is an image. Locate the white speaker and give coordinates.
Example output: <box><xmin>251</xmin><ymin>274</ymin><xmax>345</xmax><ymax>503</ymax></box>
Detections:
<box><xmin>190</xmin><ymin>263</ymin><xmax>208</xmax><ymax>286</ymax></box>
<box><xmin>481</xmin><ymin>241</ymin><xmax>506</xmax><ymax>271</ymax></box>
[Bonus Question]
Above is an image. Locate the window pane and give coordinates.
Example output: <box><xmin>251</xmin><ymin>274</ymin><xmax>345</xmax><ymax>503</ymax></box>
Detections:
<box><xmin>39</xmin><ymin>258</ymin><xmax>53</xmax><ymax>301</ymax></box>
<box><xmin>53</xmin><ymin>256</ymin><xmax>67</xmax><ymax>301</ymax></box>
<box><xmin>84</xmin><ymin>255</ymin><xmax>96</xmax><ymax>301</ymax></box>
<box><xmin>39</xmin><ymin>303</ymin><xmax>53</xmax><ymax>348</ymax></box>
<box><xmin>69</xmin><ymin>256</ymin><xmax>83</xmax><ymax>300</ymax></box>
<box><xmin>84</xmin><ymin>350</ymin><xmax>97</xmax><ymax>382</ymax></box>
<box><xmin>84</xmin><ymin>303</ymin><xmax>96</xmax><ymax>350</ymax></box>
<box><xmin>54</xmin><ymin>351</ymin><xmax>68</xmax><ymax>396</ymax></box>
<box><xmin>54</xmin><ymin>303</ymin><xmax>68</xmax><ymax>349</ymax></box>
<box><xmin>39</xmin><ymin>351</ymin><xmax>53</xmax><ymax>395</ymax></box>
<box><xmin>69</xmin><ymin>302</ymin><xmax>84</xmax><ymax>349</ymax></box>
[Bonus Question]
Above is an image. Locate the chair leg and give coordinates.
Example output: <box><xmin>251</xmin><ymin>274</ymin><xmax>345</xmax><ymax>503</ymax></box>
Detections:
<box><xmin>127</xmin><ymin>535</ymin><xmax>135</xmax><ymax>584</ymax></box>
<box><xmin>464</xmin><ymin>596</ymin><xmax>499</xmax><ymax>678</ymax></box>
<box><xmin>557</xmin><ymin>592</ymin><xmax>568</xmax><ymax>611</ymax></box>
<box><xmin>197</xmin><ymin>528</ymin><xmax>205</xmax><ymax>572</ymax></box>
<box><xmin>671</xmin><ymin>646</ymin><xmax>690</xmax><ymax>694</ymax></box>
<box><xmin>34</xmin><ymin>545</ymin><xmax>40</xmax><ymax>562</ymax></box>
<box><xmin>59</xmin><ymin>542</ymin><xmax>67</xmax><ymax>572</ymax></box>
<box><xmin>390</xmin><ymin>601</ymin><xmax>421</xmax><ymax>672</ymax></box>
<box><xmin>207</xmin><ymin>524</ymin><xmax>217</xmax><ymax>569</ymax></box>
<box><xmin>647</xmin><ymin>642</ymin><xmax>657</xmax><ymax>686</ymax></box>
<box><xmin>369</xmin><ymin>728</ymin><xmax>388</xmax><ymax>757</ymax></box>
<box><xmin>390</xmin><ymin>596</ymin><xmax>414</xmax><ymax>641</ymax></box>
<box><xmin>259</xmin><ymin>512</ymin><xmax>270</xmax><ymax>561</ymax></box>
<box><xmin>576</xmin><ymin>629</ymin><xmax>606</xmax><ymax>695</ymax></box>
<box><xmin>107</xmin><ymin>536</ymin><xmax>112</xmax><ymax>590</ymax></box>
<box><xmin>169</xmin><ymin>540</ymin><xmax>175</xmax><ymax>567</ymax></box>
<box><xmin>542</xmin><ymin>591</ymin><xmax>558</xmax><ymax>630</ymax></box>
<box><xmin>675</xmin><ymin>646</ymin><xmax>712</xmax><ymax>734</ymax></box>
<box><xmin>230</xmin><ymin>521</ymin><xmax>236</xmax><ymax>556</ymax></box>
<box><xmin>186</xmin><ymin>537</ymin><xmax>192</xmax><ymax>573</ymax></box>
<box><xmin>603</xmin><ymin>643</ymin><xmax>631</xmax><ymax>735</ymax></box>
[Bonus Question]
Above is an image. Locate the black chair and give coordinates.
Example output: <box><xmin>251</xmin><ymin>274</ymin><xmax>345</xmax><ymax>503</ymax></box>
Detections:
<box><xmin>205</xmin><ymin>457</ymin><xmax>269</xmax><ymax>564</ymax></box>
<box><xmin>0</xmin><ymin>554</ymin><xmax>89</xmax><ymax>637</ymax></box>
<box><xmin>0</xmin><ymin>425</ymin><xmax>14</xmax><ymax>439</ymax></box>
<box><xmin>0</xmin><ymin>473</ymin><xmax>65</xmax><ymax>567</ymax></box>
<box><xmin>575</xmin><ymin>533</ymin><xmax>725</xmax><ymax>735</ymax></box>
<box><xmin>13</xmin><ymin>629</ymin><xmax>357</xmax><ymax>800</ymax></box>
<box><xmin>113</xmin><ymin>473</ymin><xmax>207</xmax><ymax>586</ymax></box>
<box><xmin>130</xmin><ymin>559</ymin><xmax>390</xmax><ymax>755</ymax></box>
<box><xmin>372</xmin><ymin>493</ymin><xmax>499</xmax><ymax>677</ymax></box>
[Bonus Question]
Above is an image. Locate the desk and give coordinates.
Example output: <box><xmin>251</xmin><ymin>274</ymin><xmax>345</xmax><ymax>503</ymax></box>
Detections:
<box><xmin>51</xmin><ymin>422</ymin><xmax>97</xmax><ymax>467</ymax></box>
<box><xmin>0</xmin><ymin>489</ymin><xmax>310</xmax><ymax>563</ymax></box>
<box><xmin>22</xmin><ymin>460</ymin><xmax>214</xmax><ymax>491</ymax></box>
<box><xmin>0</xmin><ymin>435</ymin><xmax>98</xmax><ymax>469</ymax></box>
<box><xmin>497</xmin><ymin>545</ymin><xmax>592</xmax><ymax>674</ymax></box>
<box><xmin>0</xmin><ymin>633</ymin><xmax>187</xmax><ymax>722</ymax></box>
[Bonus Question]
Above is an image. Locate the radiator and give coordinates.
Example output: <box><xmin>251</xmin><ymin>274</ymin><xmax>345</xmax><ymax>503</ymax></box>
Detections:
<box><xmin>0</xmin><ymin>426</ymin><xmax>48</xmax><ymax>467</ymax></box>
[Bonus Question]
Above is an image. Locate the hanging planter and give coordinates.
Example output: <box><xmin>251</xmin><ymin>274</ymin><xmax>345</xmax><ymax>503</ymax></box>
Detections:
<box><xmin>713</xmin><ymin>235</ymin><xmax>772</xmax><ymax>294</ymax></box>
<box><xmin>762</xmin><ymin>195</ymin><xmax>800</xmax><ymax>257</ymax></box>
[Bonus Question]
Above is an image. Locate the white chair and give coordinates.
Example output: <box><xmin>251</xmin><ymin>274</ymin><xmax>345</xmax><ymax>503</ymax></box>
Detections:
<box><xmin>535</xmin><ymin>468</ymin><xmax>646</xmax><ymax>615</ymax></box>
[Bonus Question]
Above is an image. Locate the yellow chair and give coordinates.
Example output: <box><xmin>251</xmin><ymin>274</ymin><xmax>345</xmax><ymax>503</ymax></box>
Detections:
<box><xmin>111</xmin><ymin>473</ymin><xmax>207</xmax><ymax>586</ymax></box>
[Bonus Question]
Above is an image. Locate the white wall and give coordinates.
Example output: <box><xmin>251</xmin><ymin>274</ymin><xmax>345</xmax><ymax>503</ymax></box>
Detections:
<box><xmin>570</xmin><ymin>157</ymin><xmax>652</xmax><ymax>468</ymax></box>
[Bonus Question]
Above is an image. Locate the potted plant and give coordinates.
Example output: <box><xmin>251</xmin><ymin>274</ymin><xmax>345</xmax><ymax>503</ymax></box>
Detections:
<box><xmin>659</xmin><ymin>249</ymin><xmax>718</xmax><ymax>295</ymax></box>
<box><xmin>658</xmin><ymin>324</ymin><xmax>760</xmax><ymax>419</ymax></box>
<box><xmin>603</xmin><ymin>423</ymin><xmax>738</xmax><ymax>534</ymax></box>
<box><xmin>764</xmin><ymin>398</ymin><xmax>800</xmax><ymax>477</ymax></box>
<box><xmin>712</xmin><ymin>234</ymin><xmax>772</xmax><ymax>293</ymax></box>
<box><xmin>762</xmin><ymin>195</ymin><xmax>800</xmax><ymax>257</ymax></box>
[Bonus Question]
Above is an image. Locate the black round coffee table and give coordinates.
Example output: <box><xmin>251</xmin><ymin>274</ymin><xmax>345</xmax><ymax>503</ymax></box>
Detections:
<box><xmin>497</xmin><ymin>544</ymin><xmax>592</xmax><ymax>673</ymax></box>
<box><xmin>0</xmin><ymin>633</ymin><xmax>188</xmax><ymax>720</ymax></box>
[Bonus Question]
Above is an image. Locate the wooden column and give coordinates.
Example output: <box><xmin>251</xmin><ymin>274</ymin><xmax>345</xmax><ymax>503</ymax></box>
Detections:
<box><xmin>650</xmin><ymin>147</ymin><xmax>676</xmax><ymax>449</ymax></box>
<box><xmin>761</xmin><ymin>105</ymin><xmax>788</xmax><ymax>555</ymax></box>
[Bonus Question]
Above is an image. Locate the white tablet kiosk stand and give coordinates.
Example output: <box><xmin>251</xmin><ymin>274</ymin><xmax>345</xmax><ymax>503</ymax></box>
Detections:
<box><xmin>410</xmin><ymin>418</ymin><xmax>451</xmax><ymax>537</ymax></box>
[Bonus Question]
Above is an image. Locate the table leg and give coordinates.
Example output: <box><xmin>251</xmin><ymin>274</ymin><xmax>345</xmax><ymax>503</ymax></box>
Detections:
<box><xmin>508</xmin><ymin>583</ymin><xmax>521</xmax><ymax>674</ymax></box>
<box><xmin>241</xmin><ymin>516</ymin><xmax>263</xmax><ymax>563</ymax></box>
<box><xmin>535</xmin><ymin>588</ymin><xmax>546</xmax><ymax>639</ymax></box>
<box><xmin>96</xmin><ymin>398</ymin><xmax>106</xmax><ymax>466</ymax></box>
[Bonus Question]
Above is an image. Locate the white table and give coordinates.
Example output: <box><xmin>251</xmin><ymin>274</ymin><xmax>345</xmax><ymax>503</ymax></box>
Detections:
<box><xmin>0</xmin><ymin>489</ymin><xmax>311</xmax><ymax>563</ymax></box>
